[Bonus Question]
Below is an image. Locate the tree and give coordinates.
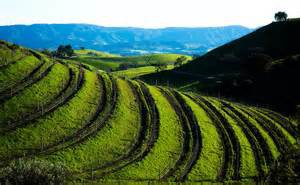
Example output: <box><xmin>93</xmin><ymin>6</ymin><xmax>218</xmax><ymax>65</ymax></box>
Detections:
<box><xmin>80</xmin><ymin>47</ymin><xmax>85</xmax><ymax>50</ymax></box>
<box><xmin>154</xmin><ymin>62</ymin><xmax>168</xmax><ymax>72</ymax></box>
<box><xmin>64</xmin><ymin>45</ymin><xmax>74</xmax><ymax>57</ymax></box>
<box><xmin>55</xmin><ymin>44</ymin><xmax>74</xmax><ymax>58</ymax></box>
<box><xmin>174</xmin><ymin>56</ymin><xmax>187</xmax><ymax>67</ymax></box>
<box><xmin>41</xmin><ymin>49</ymin><xmax>52</xmax><ymax>57</ymax></box>
<box><xmin>275</xmin><ymin>12</ymin><xmax>288</xmax><ymax>22</ymax></box>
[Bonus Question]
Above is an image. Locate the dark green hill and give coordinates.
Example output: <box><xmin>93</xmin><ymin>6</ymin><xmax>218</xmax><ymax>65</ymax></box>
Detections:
<box><xmin>140</xmin><ymin>19</ymin><xmax>300</xmax><ymax>114</ymax></box>
<box><xmin>178</xmin><ymin>19</ymin><xmax>300</xmax><ymax>75</ymax></box>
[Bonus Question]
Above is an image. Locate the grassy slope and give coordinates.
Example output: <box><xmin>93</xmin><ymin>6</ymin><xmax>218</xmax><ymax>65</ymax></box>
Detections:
<box><xmin>0</xmin><ymin>63</ymin><xmax>69</xmax><ymax>125</ymax></box>
<box><xmin>228</xmin><ymin>103</ymin><xmax>280</xmax><ymax>159</ymax></box>
<box><xmin>0</xmin><ymin>69</ymin><xmax>100</xmax><ymax>160</ymax></box>
<box><xmin>73</xmin><ymin>51</ymin><xmax>190</xmax><ymax>72</ymax></box>
<box><xmin>0</xmin><ymin>41</ymin><xmax>298</xmax><ymax>183</ymax></box>
<box><xmin>0</xmin><ymin>43</ymin><xmax>25</xmax><ymax>66</ymax></box>
<box><xmin>43</xmin><ymin>79</ymin><xmax>141</xmax><ymax>173</ymax></box>
<box><xmin>75</xmin><ymin>49</ymin><xmax>120</xmax><ymax>58</ymax></box>
<box><xmin>0</xmin><ymin>56</ymin><xmax>41</xmax><ymax>91</ymax></box>
<box><xmin>182</xmin><ymin>95</ymin><xmax>223</xmax><ymax>181</ymax></box>
<box><xmin>104</xmin><ymin>85</ymin><xmax>183</xmax><ymax>180</ymax></box>
<box><xmin>206</xmin><ymin>97</ymin><xmax>258</xmax><ymax>178</ymax></box>
<box><xmin>112</xmin><ymin>65</ymin><xmax>174</xmax><ymax>78</ymax></box>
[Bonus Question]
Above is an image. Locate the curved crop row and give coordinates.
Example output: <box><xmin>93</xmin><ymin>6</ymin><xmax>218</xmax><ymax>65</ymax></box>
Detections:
<box><xmin>156</xmin><ymin>88</ymin><xmax>200</xmax><ymax>182</ymax></box>
<box><xmin>0</xmin><ymin>62</ymin><xmax>70</xmax><ymax>130</ymax></box>
<box><xmin>38</xmin><ymin>71</ymin><xmax>111</xmax><ymax>154</ymax></box>
<box><xmin>0</xmin><ymin>68</ymin><xmax>101</xmax><ymax>164</ymax></box>
<box><xmin>39</xmin><ymin>78</ymin><xmax>141</xmax><ymax>177</ymax></box>
<box><xmin>171</xmin><ymin>91</ymin><xmax>201</xmax><ymax>181</ymax></box>
<box><xmin>0</xmin><ymin>63</ymin><xmax>85</xmax><ymax>135</ymax></box>
<box><xmin>100</xmin><ymin>84</ymin><xmax>183</xmax><ymax>181</ymax></box>
<box><xmin>249</xmin><ymin>107</ymin><xmax>296</xmax><ymax>145</ymax></box>
<box><xmin>220</xmin><ymin>101</ymin><xmax>278</xmax><ymax>169</ymax></box>
<box><xmin>85</xmin><ymin>79</ymin><xmax>153</xmax><ymax>177</ymax></box>
<box><xmin>197</xmin><ymin>96</ymin><xmax>240</xmax><ymax>180</ymax></box>
<box><xmin>0</xmin><ymin>42</ymin><xmax>27</xmax><ymax>67</ymax></box>
<box><xmin>237</xmin><ymin>106</ymin><xmax>292</xmax><ymax>153</ymax></box>
<box><xmin>218</xmin><ymin>101</ymin><xmax>264</xmax><ymax>178</ymax></box>
<box><xmin>255</xmin><ymin>108</ymin><xmax>298</xmax><ymax>138</ymax></box>
<box><xmin>182</xmin><ymin>94</ymin><xmax>224</xmax><ymax>182</ymax></box>
<box><xmin>0</xmin><ymin>56</ymin><xmax>43</xmax><ymax>92</ymax></box>
<box><xmin>0</xmin><ymin>58</ymin><xmax>54</xmax><ymax>103</ymax></box>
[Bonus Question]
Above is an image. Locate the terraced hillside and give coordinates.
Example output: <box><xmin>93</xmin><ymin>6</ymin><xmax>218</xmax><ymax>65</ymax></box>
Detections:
<box><xmin>0</xmin><ymin>41</ymin><xmax>298</xmax><ymax>184</ymax></box>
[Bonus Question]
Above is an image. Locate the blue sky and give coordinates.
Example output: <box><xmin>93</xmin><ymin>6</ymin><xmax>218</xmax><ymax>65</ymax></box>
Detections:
<box><xmin>1</xmin><ymin>0</ymin><xmax>300</xmax><ymax>28</ymax></box>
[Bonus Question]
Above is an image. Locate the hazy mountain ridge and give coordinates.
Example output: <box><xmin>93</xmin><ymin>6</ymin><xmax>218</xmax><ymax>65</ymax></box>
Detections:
<box><xmin>0</xmin><ymin>24</ymin><xmax>253</xmax><ymax>55</ymax></box>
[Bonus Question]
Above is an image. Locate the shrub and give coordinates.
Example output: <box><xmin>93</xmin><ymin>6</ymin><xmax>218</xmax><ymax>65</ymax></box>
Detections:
<box><xmin>266</xmin><ymin>145</ymin><xmax>300</xmax><ymax>184</ymax></box>
<box><xmin>0</xmin><ymin>159</ymin><xmax>68</xmax><ymax>185</ymax></box>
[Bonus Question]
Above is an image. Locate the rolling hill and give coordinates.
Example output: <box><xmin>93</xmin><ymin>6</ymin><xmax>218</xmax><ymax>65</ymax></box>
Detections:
<box><xmin>0</xmin><ymin>41</ymin><xmax>298</xmax><ymax>184</ymax></box>
<box><xmin>0</xmin><ymin>24</ymin><xmax>253</xmax><ymax>56</ymax></box>
<box><xmin>72</xmin><ymin>49</ymin><xmax>191</xmax><ymax>73</ymax></box>
<box><xmin>140</xmin><ymin>19</ymin><xmax>300</xmax><ymax>114</ymax></box>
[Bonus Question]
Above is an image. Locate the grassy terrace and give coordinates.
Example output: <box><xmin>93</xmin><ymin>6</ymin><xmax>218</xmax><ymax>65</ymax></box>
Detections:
<box><xmin>182</xmin><ymin>94</ymin><xmax>223</xmax><ymax>181</ymax></box>
<box><xmin>248</xmin><ymin>107</ymin><xmax>296</xmax><ymax>145</ymax></box>
<box><xmin>0</xmin><ymin>56</ymin><xmax>42</xmax><ymax>91</ymax></box>
<box><xmin>104</xmin><ymin>85</ymin><xmax>183</xmax><ymax>180</ymax></box>
<box><xmin>0</xmin><ymin>41</ymin><xmax>298</xmax><ymax>183</ymax></box>
<box><xmin>204</xmin><ymin>97</ymin><xmax>257</xmax><ymax>179</ymax></box>
<box><xmin>227</xmin><ymin>103</ymin><xmax>281</xmax><ymax>160</ymax></box>
<box><xmin>0</xmin><ymin>69</ymin><xmax>101</xmax><ymax>161</ymax></box>
<box><xmin>0</xmin><ymin>62</ymin><xmax>70</xmax><ymax>126</ymax></box>
<box><xmin>0</xmin><ymin>42</ymin><xmax>26</xmax><ymax>66</ymax></box>
<box><xmin>43</xmin><ymin>78</ymin><xmax>141</xmax><ymax>175</ymax></box>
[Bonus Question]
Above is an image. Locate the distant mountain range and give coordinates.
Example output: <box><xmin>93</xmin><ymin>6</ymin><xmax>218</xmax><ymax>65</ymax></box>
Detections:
<box><xmin>0</xmin><ymin>24</ymin><xmax>253</xmax><ymax>56</ymax></box>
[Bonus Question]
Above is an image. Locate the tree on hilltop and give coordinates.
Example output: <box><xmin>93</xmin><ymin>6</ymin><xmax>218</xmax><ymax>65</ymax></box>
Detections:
<box><xmin>275</xmin><ymin>12</ymin><xmax>288</xmax><ymax>22</ymax></box>
<box><xmin>55</xmin><ymin>44</ymin><xmax>74</xmax><ymax>58</ymax></box>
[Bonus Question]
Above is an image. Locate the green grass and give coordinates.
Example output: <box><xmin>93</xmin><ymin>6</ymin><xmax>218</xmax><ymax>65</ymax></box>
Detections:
<box><xmin>205</xmin><ymin>97</ymin><xmax>258</xmax><ymax>178</ymax></box>
<box><xmin>112</xmin><ymin>65</ymin><xmax>174</xmax><ymax>78</ymax></box>
<box><xmin>0</xmin><ymin>42</ymin><xmax>26</xmax><ymax>66</ymax></box>
<box><xmin>0</xmin><ymin>62</ymin><xmax>70</xmax><ymax>125</ymax></box>
<box><xmin>73</xmin><ymin>57</ymin><xmax>120</xmax><ymax>71</ymax></box>
<box><xmin>182</xmin><ymin>94</ymin><xmax>223</xmax><ymax>181</ymax></box>
<box><xmin>248</xmin><ymin>107</ymin><xmax>296</xmax><ymax>145</ymax></box>
<box><xmin>0</xmin><ymin>56</ymin><xmax>42</xmax><ymax>91</ymax></box>
<box><xmin>75</xmin><ymin>49</ymin><xmax>120</xmax><ymax>58</ymax></box>
<box><xmin>0</xmin><ymin>41</ymin><xmax>297</xmax><ymax>183</ymax></box>
<box><xmin>0</xmin><ymin>69</ymin><xmax>101</xmax><ymax>160</ymax></box>
<box><xmin>103</xmin><ymin>85</ymin><xmax>183</xmax><ymax>180</ymax></box>
<box><xmin>42</xmin><ymin>78</ymin><xmax>141</xmax><ymax>173</ymax></box>
<box><xmin>224</xmin><ymin>101</ymin><xmax>281</xmax><ymax>159</ymax></box>
<box><xmin>73</xmin><ymin>52</ymin><xmax>191</xmax><ymax>71</ymax></box>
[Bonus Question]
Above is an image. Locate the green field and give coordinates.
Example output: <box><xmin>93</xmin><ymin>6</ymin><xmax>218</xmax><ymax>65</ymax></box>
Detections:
<box><xmin>72</xmin><ymin>49</ymin><xmax>191</xmax><ymax>76</ymax></box>
<box><xmin>0</xmin><ymin>41</ymin><xmax>298</xmax><ymax>184</ymax></box>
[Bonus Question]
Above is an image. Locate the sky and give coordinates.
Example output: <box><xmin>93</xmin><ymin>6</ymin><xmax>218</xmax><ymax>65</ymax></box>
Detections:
<box><xmin>0</xmin><ymin>0</ymin><xmax>300</xmax><ymax>28</ymax></box>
